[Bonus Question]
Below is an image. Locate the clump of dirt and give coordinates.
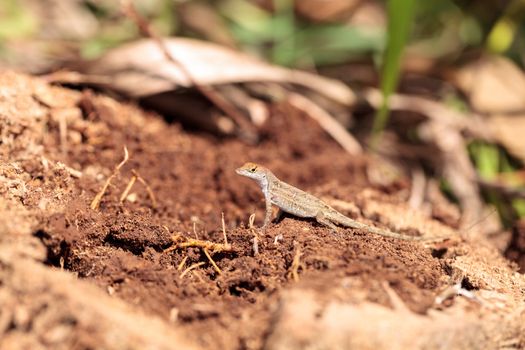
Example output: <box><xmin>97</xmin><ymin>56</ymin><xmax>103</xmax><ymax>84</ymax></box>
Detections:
<box><xmin>1</xmin><ymin>71</ymin><xmax>524</xmax><ymax>350</ymax></box>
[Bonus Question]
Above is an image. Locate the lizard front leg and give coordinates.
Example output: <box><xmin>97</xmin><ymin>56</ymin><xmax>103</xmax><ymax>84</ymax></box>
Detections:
<box><xmin>262</xmin><ymin>197</ymin><xmax>273</xmax><ymax>229</ymax></box>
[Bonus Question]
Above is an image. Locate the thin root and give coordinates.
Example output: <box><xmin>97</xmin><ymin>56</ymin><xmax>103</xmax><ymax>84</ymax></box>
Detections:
<box><xmin>120</xmin><ymin>0</ymin><xmax>258</xmax><ymax>142</ymax></box>
<box><xmin>163</xmin><ymin>233</ymin><xmax>183</xmax><ymax>254</ymax></box>
<box><xmin>221</xmin><ymin>212</ymin><xmax>228</xmax><ymax>245</ymax></box>
<box><xmin>180</xmin><ymin>262</ymin><xmax>205</xmax><ymax>278</ymax></box>
<box><xmin>177</xmin><ymin>256</ymin><xmax>188</xmax><ymax>271</ymax></box>
<box><xmin>288</xmin><ymin>244</ymin><xmax>303</xmax><ymax>282</ymax></box>
<box><xmin>90</xmin><ymin>146</ymin><xmax>129</xmax><ymax>210</ymax></box>
<box><xmin>132</xmin><ymin>169</ymin><xmax>157</xmax><ymax>209</ymax></box>
<box><xmin>248</xmin><ymin>213</ymin><xmax>256</xmax><ymax>229</ymax></box>
<box><xmin>249</xmin><ymin>213</ymin><xmax>259</xmax><ymax>255</ymax></box>
<box><xmin>177</xmin><ymin>238</ymin><xmax>232</xmax><ymax>253</ymax></box>
<box><xmin>192</xmin><ymin>222</ymin><xmax>199</xmax><ymax>239</ymax></box>
<box><xmin>165</xmin><ymin>234</ymin><xmax>233</xmax><ymax>275</ymax></box>
<box><xmin>203</xmin><ymin>248</ymin><xmax>222</xmax><ymax>275</ymax></box>
<box><xmin>119</xmin><ymin>175</ymin><xmax>137</xmax><ymax>203</ymax></box>
<box><xmin>287</xmin><ymin>92</ymin><xmax>362</xmax><ymax>155</ymax></box>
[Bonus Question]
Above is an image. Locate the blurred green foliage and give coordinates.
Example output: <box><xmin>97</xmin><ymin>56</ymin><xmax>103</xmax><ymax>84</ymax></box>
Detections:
<box><xmin>469</xmin><ymin>141</ymin><xmax>525</xmax><ymax>225</ymax></box>
<box><xmin>1</xmin><ymin>0</ymin><xmax>525</xmax><ymax>220</ymax></box>
<box><xmin>220</xmin><ymin>0</ymin><xmax>384</xmax><ymax>67</ymax></box>
<box><xmin>1</xmin><ymin>0</ymin><xmax>521</xmax><ymax>67</ymax></box>
<box><xmin>0</xmin><ymin>0</ymin><xmax>36</xmax><ymax>40</ymax></box>
<box><xmin>372</xmin><ymin>0</ymin><xmax>415</xmax><ymax>141</ymax></box>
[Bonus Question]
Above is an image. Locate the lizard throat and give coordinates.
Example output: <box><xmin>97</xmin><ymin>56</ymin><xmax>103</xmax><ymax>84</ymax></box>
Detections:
<box><xmin>254</xmin><ymin>176</ymin><xmax>269</xmax><ymax>196</ymax></box>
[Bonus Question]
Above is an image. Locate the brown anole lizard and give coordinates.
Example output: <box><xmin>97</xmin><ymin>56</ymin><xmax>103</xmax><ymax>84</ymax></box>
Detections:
<box><xmin>236</xmin><ymin>162</ymin><xmax>450</xmax><ymax>242</ymax></box>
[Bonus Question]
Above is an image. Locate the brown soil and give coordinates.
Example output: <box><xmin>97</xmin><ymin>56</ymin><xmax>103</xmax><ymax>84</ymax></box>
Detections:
<box><xmin>1</xmin><ymin>71</ymin><xmax>524</xmax><ymax>349</ymax></box>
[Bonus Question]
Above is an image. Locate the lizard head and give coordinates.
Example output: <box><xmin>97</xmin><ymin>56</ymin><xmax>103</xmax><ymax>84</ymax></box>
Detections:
<box><xmin>235</xmin><ymin>162</ymin><xmax>268</xmax><ymax>182</ymax></box>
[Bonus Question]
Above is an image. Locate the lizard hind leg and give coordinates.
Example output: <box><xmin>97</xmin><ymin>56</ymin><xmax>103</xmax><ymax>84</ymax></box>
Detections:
<box><xmin>315</xmin><ymin>212</ymin><xmax>339</xmax><ymax>232</ymax></box>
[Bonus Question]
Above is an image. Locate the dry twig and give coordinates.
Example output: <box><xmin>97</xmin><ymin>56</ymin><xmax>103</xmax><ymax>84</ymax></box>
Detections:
<box><xmin>435</xmin><ymin>282</ymin><xmax>481</xmax><ymax>305</ymax></box>
<box><xmin>90</xmin><ymin>146</ymin><xmax>129</xmax><ymax>210</ymax></box>
<box><xmin>287</xmin><ymin>92</ymin><xmax>362</xmax><ymax>155</ymax></box>
<box><xmin>175</xmin><ymin>238</ymin><xmax>232</xmax><ymax>253</ymax></box>
<box><xmin>249</xmin><ymin>213</ymin><xmax>259</xmax><ymax>255</ymax></box>
<box><xmin>45</xmin><ymin>159</ymin><xmax>82</xmax><ymax>178</ymax></box>
<box><xmin>120</xmin><ymin>0</ymin><xmax>257</xmax><ymax>142</ymax></box>
<box><xmin>131</xmin><ymin>169</ymin><xmax>158</xmax><ymax>208</ymax></box>
<box><xmin>362</xmin><ymin>88</ymin><xmax>489</xmax><ymax>230</ymax></box>
<box><xmin>164</xmin><ymin>234</ymin><xmax>233</xmax><ymax>275</ymax></box>
<box><xmin>177</xmin><ymin>256</ymin><xmax>188</xmax><ymax>271</ymax></box>
<box><xmin>408</xmin><ymin>166</ymin><xmax>426</xmax><ymax>209</ymax></box>
<box><xmin>221</xmin><ymin>212</ymin><xmax>228</xmax><ymax>245</ymax></box>
<box><xmin>119</xmin><ymin>174</ymin><xmax>137</xmax><ymax>203</ymax></box>
<box><xmin>180</xmin><ymin>262</ymin><xmax>205</xmax><ymax>278</ymax></box>
<box><xmin>203</xmin><ymin>248</ymin><xmax>222</xmax><ymax>275</ymax></box>
<box><xmin>361</xmin><ymin>88</ymin><xmax>491</xmax><ymax>140</ymax></box>
<box><xmin>288</xmin><ymin>244</ymin><xmax>303</xmax><ymax>282</ymax></box>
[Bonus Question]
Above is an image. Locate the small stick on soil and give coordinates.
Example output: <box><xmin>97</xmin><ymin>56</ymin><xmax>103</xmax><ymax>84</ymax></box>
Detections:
<box><xmin>177</xmin><ymin>256</ymin><xmax>188</xmax><ymax>271</ymax></box>
<box><xmin>131</xmin><ymin>169</ymin><xmax>157</xmax><ymax>209</ymax></box>
<box><xmin>249</xmin><ymin>213</ymin><xmax>259</xmax><ymax>255</ymax></box>
<box><xmin>434</xmin><ymin>282</ymin><xmax>481</xmax><ymax>305</ymax></box>
<box><xmin>121</xmin><ymin>0</ymin><xmax>258</xmax><ymax>142</ymax></box>
<box><xmin>180</xmin><ymin>262</ymin><xmax>205</xmax><ymax>278</ymax></box>
<box><xmin>287</xmin><ymin>92</ymin><xmax>362</xmax><ymax>155</ymax></box>
<box><xmin>408</xmin><ymin>166</ymin><xmax>426</xmax><ymax>209</ymax></box>
<box><xmin>191</xmin><ymin>269</ymin><xmax>206</xmax><ymax>283</ymax></box>
<box><xmin>221</xmin><ymin>212</ymin><xmax>228</xmax><ymax>245</ymax></box>
<box><xmin>59</xmin><ymin>162</ymin><xmax>83</xmax><ymax>178</ymax></box>
<box><xmin>288</xmin><ymin>244</ymin><xmax>303</xmax><ymax>282</ymax></box>
<box><xmin>47</xmin><ymin>158</ymin><xmax>82</xmax><ymax>178</ymax></box>
<box><xmin>119</xmin><ymin>174</ymin><xmax>137</xmax><ymax>203</ymax></box>
<box><xmin>176</xmin><ymin>238</ymin><xmax>232</xmax><ymax>253</ymax></box>
<box><xmin>165</xmin><ymin>234</ymin><xmax>232</xmax><ymax>274</ymax></box>
<box><xmin>203</xmin><ymin>248</ymin><xmax>222</xmax><ymax>275</ymax></box>
<box><xmin>192</xmin><ymin>222</ymin><xmax>199</xmax><ymax>239</ymax></box>
<box><xmin>90</xmin><ymin>146</ymin><xmax>129</xmax><ymax>210</ymax></box>
<box><xmin>163</xmin><ymin>234</ymin><xmax>183</xmax><ymax>254</ymax></box>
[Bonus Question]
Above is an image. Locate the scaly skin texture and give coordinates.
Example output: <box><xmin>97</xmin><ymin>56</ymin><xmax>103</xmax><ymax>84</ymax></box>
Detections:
<box><xmin>236</xmin><ymin>162</ymin><xmax>449</xmax><ymax>242</ymax></box>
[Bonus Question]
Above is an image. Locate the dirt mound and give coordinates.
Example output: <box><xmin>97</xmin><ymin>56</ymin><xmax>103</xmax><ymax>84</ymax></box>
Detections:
<box><xmin>1</xmin><ymin>71</ymin><xmax>524</xmax><ymax>349</ymax></box>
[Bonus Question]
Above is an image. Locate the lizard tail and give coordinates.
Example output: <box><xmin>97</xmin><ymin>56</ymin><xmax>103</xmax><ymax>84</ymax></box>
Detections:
<box><xmin>334</xmin><ymin>211</ymin><xmax>449</xmax><ymax>242</ymax></box>
<box><xmin>351</xmin><ymin>220</ymin><xmax>424</xmax><ymax>241</ymax></box>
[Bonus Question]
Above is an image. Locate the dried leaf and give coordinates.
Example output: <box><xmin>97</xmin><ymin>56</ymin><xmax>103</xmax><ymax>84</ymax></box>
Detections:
<box><xmin>86</xmin><ymin>38</ymin><xmax>356</xmax><ymax>105</ymax></box>
<box><xmin>178</xmin><ymin>2</ymin><xmax>237</xmax><ymax>48</ymax></box>
<box><xmin>453</xmin><ymin>56</ymin><xmax>525</xmax><ymax>113</ymax></box>
<box><xmin>488</xmin><ymin>115</ymin><xmax>525</xmax><ymax>163</ymax></box>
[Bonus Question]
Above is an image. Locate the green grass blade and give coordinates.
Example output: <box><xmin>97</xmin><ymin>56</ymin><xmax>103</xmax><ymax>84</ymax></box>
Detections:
<box><xmin>372</xmin><ymin>0</ymin><xmax>417</xmax><ymax>141</ymax></box>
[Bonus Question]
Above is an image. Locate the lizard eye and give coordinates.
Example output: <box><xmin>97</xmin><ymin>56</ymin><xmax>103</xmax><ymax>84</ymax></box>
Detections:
<box><xmin>250</xmin><ymin>167</ymin><xmax>257</xmax><ymax>172</ymax></box>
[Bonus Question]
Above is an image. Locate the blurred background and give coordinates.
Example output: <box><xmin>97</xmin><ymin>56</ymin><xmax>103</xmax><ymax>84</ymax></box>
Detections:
<box><xmin>1</xmin><ymin>0</ymin><xmax>525</xmax><ymax>237</ymax></box>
